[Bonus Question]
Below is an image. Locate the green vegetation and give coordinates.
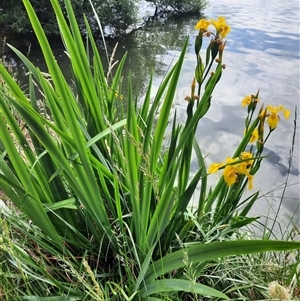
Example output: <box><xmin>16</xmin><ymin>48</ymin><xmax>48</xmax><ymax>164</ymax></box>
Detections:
<box><xmin>0</xmin><ymin>0</ymin><xmax>299</xmax><ymax>300</ymax></box>
<box><xmin>146</xmin><ymin>0</ymin><xmax>208</xmax><ymax>15</ymax></box>
<box><xmin>0</xmin><ymin>0</ymin><xmax>138</xmax><ymax>36</ymax></box>
<box><xmin>0</xmin><ymin>0</ymin><xmax>208</xmax><ymax>38</ymax></box>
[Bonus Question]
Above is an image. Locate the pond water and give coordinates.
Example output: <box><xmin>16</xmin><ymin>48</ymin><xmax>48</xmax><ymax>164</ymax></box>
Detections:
<box><xmin>195</xmin><ymin>0</ymin><xmax>300</xmax><ymax>236</ymax></box>
<box><xmin>7</xmin><ymin>0</ymin><xmax>300</xmax><ymax>236</ymax></box>
<box><xmin>184</xmin><ymin>0</ymin><xmax>300</xmax><ymax>236</ymax></box>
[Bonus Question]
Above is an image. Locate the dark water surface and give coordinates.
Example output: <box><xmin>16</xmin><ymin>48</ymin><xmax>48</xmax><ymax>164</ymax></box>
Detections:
<box><xmin>8</xmin><ymin>0</ymin><xmax>300</xmax><ymax>235</ymax></box>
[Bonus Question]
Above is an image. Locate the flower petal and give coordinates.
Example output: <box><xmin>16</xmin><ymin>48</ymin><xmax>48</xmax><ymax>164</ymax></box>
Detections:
<box><xmin>249</xmin><ymin>128</ymin><xmax>259</xmax><ymax>143</ymax></box>
<box><xmin>195</xmin><ymin>19</ymin><xmax>211</xmax><ymax>31</ymax></box>
<box><xmin>208</xmin><ymin>163</ymin><xmax>223</xmax><ymax>173</ymax></box>
<box><xmin>223</xmin><ymin>165</ymin><xmax>237</xmax><ymax>186</ymax></box>
<box><xmin>241</xmin><ymin>95</ymin><xmax>252</xmax><ymax>107</ymax></box>
<box><xmin>283</xmin><ymin>108</ymin><xmax>291</xmax><ymax>119</ymax></box>
<box><xmin>267</xmin><ymin>113</ymin><xmax>279</xmax><ymax>129</ymax></box>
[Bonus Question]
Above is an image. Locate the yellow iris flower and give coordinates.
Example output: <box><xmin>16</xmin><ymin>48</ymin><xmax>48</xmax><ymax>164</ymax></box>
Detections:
<box><xmin>195</xmin><ymin>19</ymin><xmax>211</xmax><ymax>31</ymax></box>
<box><xmin>211</xmin><ymin>16</ymin><xmax>231</xmax><ymax>38</ymax></box>
<box><xmin>241</xmin><ymin>95</ymin><xmax>260</xmax><ymax>107</ymax></box>
<box><xmin>208</xmin><ymin>152</ymin><xmax>254</xmax><ymax>189</ymax></box>
<box><xmin>195</xmin><ymin>16</ymin><xmax>230</xmax><ymax>38</ymax></box>
<box><xmin>266</xmin><ymin>104</ymin><xmax>291</xmax><ymax>129</ymax></box>
<box><xmin>241</xmin><ymin>95</ymin><xmax>252</xmax><ymax>107</ymax></box>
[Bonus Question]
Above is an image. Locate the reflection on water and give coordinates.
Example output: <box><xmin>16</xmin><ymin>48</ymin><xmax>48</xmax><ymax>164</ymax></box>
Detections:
<box><xmin>9</xmin><ymin>0</ymin><xmax>300</xmax><ymax>233</ymax></box>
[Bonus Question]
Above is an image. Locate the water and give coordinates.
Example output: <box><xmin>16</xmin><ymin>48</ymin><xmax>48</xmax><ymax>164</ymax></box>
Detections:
<box><xmin>196</xmin><ymin>0</ymin><xmax>300</xmax><ymax>235</ymax></box>
<box><xmin>134</xmin><ymin>0</ymin><xmax>300</xmax><ymax>235</ymax></box>
<box><xmin>6</xmin><ymin>0</ymin><xmax>300</xmax><ymax>235</ymax></box>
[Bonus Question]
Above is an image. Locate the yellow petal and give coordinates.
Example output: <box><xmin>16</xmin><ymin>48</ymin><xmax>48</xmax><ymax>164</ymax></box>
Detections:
<box><xmin>267</xmin><ymin>113</ymin><xmax>279</xmax><ymax>129</ymax></box>
<box><xmin>240</xmin><ymin>152</ymin><xmax>253</xmax><ymax>160</ymax></box>
<box><xmin>249</xmin><ymin>128</ymin><xmax>259</xmax><ymax>143</ymax></box>
<box><xmin>208</xmin><ymin>163</ymin><xmax>223</xmax><ymax>173</ymax></box>
<box><xmin>283</xmin><ymin>108</ymin><xmax>290</xmax><ymax>119</ymax></box>
<box><xmin>217</xmin><ymin>16</ymin><xmax>226</xmax><ymax>23</ymax></box>
<box><xmin>238</xmin><ymin>152</ymin><xmax>253</xmax><ymax>171</ymax></box>
<box><xmin>195</xmin><ymin>19</ymin><xmax>210</xmax><ymax>30</ymax></box>
<box><xmin>241</xmin><ymin>95</ymin><xmax>252</xmax><ymax>107</ymax></box>
<box><xmin>218</xmin><ymin>24</ymin><xmax>231</xmax><ymax>38</ymax></box>
<box><xmin>247</xmin><ymin>174</ymin><xmax>254</xmax><ymax>190</ymax></box>
<box><xmin>223</xmin><ymin>166</ymin><xmax>237</xmax><ymax>186</ymax></box>
<box><xmin>211</xmin><ymin>16</ymin><xmax>230</xmax><ymax>38</ymax></box>
<box><xmin>225</xmin><ymin>157</ymin><xmax>236</xmax><ymax>164</ymax></box>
